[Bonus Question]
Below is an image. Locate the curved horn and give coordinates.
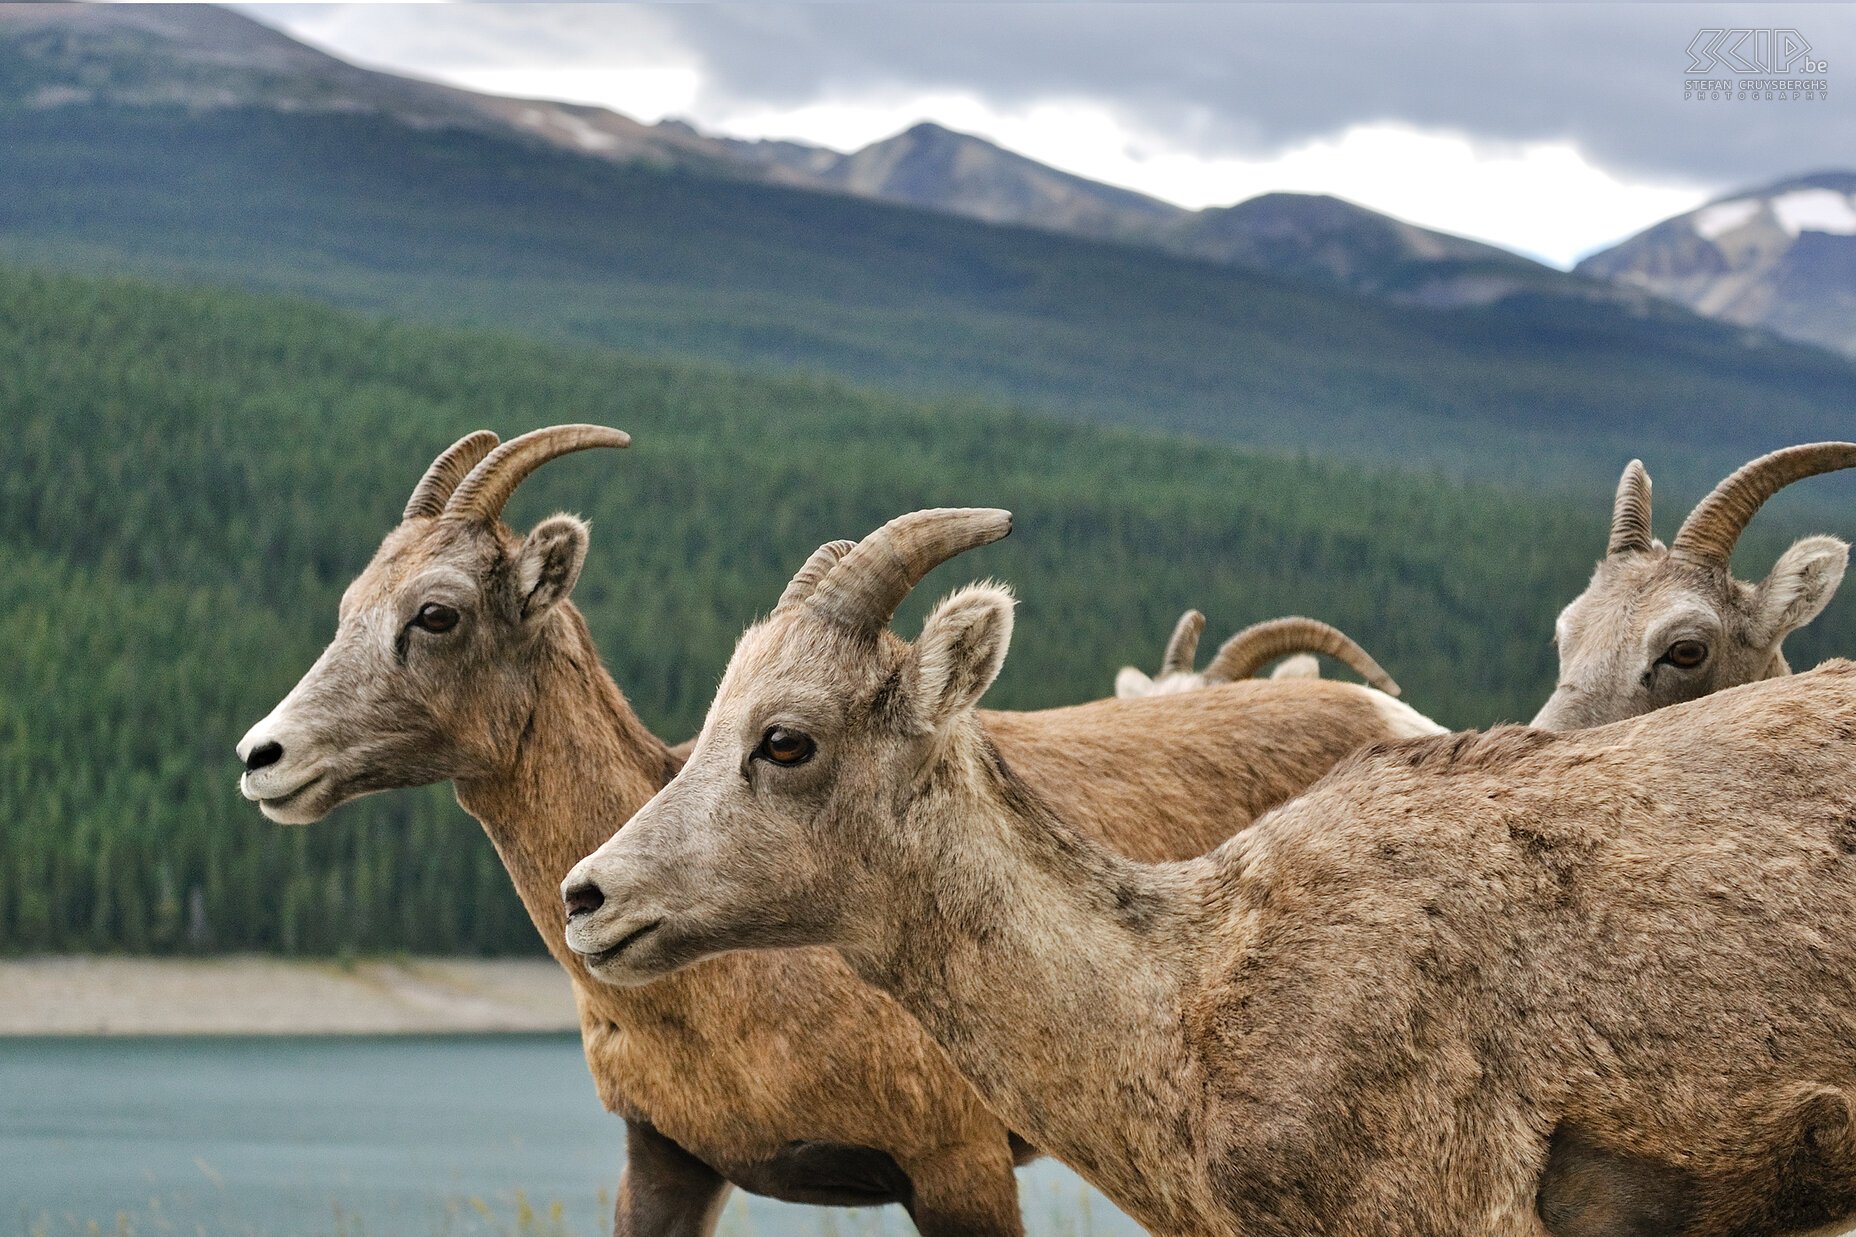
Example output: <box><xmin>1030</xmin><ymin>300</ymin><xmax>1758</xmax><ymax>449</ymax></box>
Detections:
<box><xmin>445</xmin><ymin>424</ymin><xmax>631</xmax><ymax>523</ymax></box>
<box><xmin>1204</xmin><ymin>617</ymin><xmax>1401</xmax><ymax>696</ymax></box>
<box><xmin>1607</xmin><ymin>459</ymin><xmax>1653</xmax><ymax>556</ymax></box>
<box><xmin>1671</xmin><ymin>443</ymin><xmax>1856</xmax><ymax>567</ymax></box>
<box><xmin>404</xmin><ymin>430</ymin><xmax>501</xmax><ymax>520</ymax></box>
<box><xmin>1160</xmin><ymin>610</ymin><xmax>1205</xmax><ymax>675</ymax></box>
<box><xmin>777</xmin><ymin>540</ymin><xmax>856</xmax><ymax>612</ymax></box>
<box><xmin>806</xmin><ymin>508</ymin><xmax>1013</xmax><ymax>631</ymax></box>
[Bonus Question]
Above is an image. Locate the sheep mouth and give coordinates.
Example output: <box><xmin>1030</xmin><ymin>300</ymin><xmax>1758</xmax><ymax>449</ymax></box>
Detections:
<box><xmin>584</xmin><ymin>919</ymin><xmax>663</xmax><ymax>971</ymax></box>
<box><xmin>261</xmin><ymin>774</ymin><xmax>324</xmax><ymax>806</ymax></box>
<box><xmin>252</xmin><ymin>772</ymin><xmax>336</xmax><ymax>822</ymax></box>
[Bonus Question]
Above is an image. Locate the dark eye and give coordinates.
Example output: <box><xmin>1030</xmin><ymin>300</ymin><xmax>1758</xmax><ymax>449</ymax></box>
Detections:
<box><xmin>413</xmin><ymin>603</ymin><xmax>459</xmax><ymax>634</ymax></box>
<box><xmin>1662</xmin><ymin>639</ymin><xmax>1707</xmax><ymax>670</ymax></box>
<box><xmin>756</xmin><ymin>726</ymin><xmax>815</xmax><ymax>767</ymax></box>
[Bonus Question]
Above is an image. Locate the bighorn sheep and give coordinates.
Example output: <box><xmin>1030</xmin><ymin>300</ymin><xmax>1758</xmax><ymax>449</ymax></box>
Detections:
<box><xmin>1533</xmin><ymin>443</ymin><xmax>1855</xmax><ymax>730</ymax></box>
<box><xmin>566</xmin><ymin>507</ymin><xmax>1856</xmax><ymax>1237</ymax></box>
<box><xmin>1115</xmin><ymin>610</ymin><xmax>1400</xmax><ymax>698</ymax></box>
<box><xmin>236</xmin><ymin>435</ymin><xmax>1439</xmax><ymax>1237</ymax></box>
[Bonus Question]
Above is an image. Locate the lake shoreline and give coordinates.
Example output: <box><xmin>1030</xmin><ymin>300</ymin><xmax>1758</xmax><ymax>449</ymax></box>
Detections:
<box><xmin>0</xmin><ymin>955</ymin><xmax>580</xmax><ymax>1035</ymax></box>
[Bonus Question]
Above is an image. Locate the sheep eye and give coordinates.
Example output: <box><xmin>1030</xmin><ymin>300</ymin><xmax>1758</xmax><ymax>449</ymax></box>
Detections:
<box><xmin>1662</xmin><ymin>639</ymin><xmax>1707</xmax><ymax>670</ymax></box>
<box><xmin>756</xmin><ymin>726</ymin><xmax>815</xmax><ymax>767</ymax></box>
<box><xmin>413</xmin><ymin>602</ymin><xmax>459</xmax><ymax>634</ymax></box>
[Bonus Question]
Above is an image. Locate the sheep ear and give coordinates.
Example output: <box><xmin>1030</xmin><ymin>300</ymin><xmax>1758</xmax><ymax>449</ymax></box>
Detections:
<box><xmin>1755</xmin><ymin>535</ymin><xmax>1849</xmax><ymax>646</ymax></box>
<box><xmin>1115</xmin><ymin>667</ymin><xmax>1153</xmax><ymax>698</ymax></box>
<box><xmin>515</xmin><ymin>514</ymin><xmax>590</xmax><ymax>620</ymax></box>
<box><xmin>911</xmin><ymin>583</ymin><xmax>1015</xmax><ymax>728</ymax></box>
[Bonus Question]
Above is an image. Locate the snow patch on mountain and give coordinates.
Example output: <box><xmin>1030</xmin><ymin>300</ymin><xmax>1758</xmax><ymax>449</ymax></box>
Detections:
<box><xmin>554</xmin><ymin>110</ymin><xmax>620</xmax><ymax>154</ymax></box>
<box><xmin>1694</xmin><ymin>199</ymin><xmax>1760</xmax><ymax>240</ymax></box>
<box><xmin>1770</xmin><ymin>188</ymin><xmax>1856</xmax><ymax>237</ymax></box>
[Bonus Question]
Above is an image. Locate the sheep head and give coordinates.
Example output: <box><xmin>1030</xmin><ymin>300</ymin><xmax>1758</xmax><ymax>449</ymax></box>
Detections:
<box><xmin>1532</xmin><ymin>444</ymin><xmax>1853</xmax><ymax>730</ymax></box>
<box><xmin>562</xmin><ymin>507</ymin><xmax>1013</xmax><ymax>986</ymax></box>
<box><xmin>235</xmin><ymin>425</ymin><xmax>628</xmax><ymax>822</ymax></box>
<box><xmin>1116</xmin><ymin>612</ymin><xmax>1400</xmax><ymax>698</ymax></box>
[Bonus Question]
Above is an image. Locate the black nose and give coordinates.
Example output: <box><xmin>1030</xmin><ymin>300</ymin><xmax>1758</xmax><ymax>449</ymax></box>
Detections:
<box><xmin>563</xmin><ymin>880</ymin><xmax>605</xmax><ymax>920</ymax></box>
<box><xmin>245</xmin><ymin>741</ymin><xmax>284</xmax><ymax>772</ymax></box>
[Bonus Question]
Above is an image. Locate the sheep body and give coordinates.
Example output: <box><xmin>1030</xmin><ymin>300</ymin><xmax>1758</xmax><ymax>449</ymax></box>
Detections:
<box><xmin>569</xmin><ymin>509</ymin><xmax>1856</xmax><ymax>1237</ymax></box>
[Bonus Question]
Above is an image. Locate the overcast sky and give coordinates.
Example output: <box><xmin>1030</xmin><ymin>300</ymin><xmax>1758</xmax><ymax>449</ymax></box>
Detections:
<box><xmin>242</xmin><ymin>3</ymin><xmax>1854</xmax><ymax>267</ymax></box>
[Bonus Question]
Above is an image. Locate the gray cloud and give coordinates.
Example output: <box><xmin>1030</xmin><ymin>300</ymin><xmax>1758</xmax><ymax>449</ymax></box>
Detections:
<box><xmin>651</xmin><ymin>3</ymin><xmax>1852</xmax><ymax>190</ymax></box>
<box><xmin>252</xmin><ymin>2</ymin><xmax>1856</xmax><ymax>192</ymax></box>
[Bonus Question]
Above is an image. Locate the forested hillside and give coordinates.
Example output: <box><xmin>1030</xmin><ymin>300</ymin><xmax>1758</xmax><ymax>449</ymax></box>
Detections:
<box><xmin>2</xmin><ymin>266</ymin><xmax>1851</xmax><ymax>955</ymax></box>
<box><xmin>4</xmin><ymin>101</ymin><xmax>1856</xmax><ymax>497</ymax></box>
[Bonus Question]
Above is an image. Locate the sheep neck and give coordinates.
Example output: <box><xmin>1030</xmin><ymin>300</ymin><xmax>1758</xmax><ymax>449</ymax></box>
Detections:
<box><xmin>454</xmin><ymin>604</ymin><xmax>679</xmax><ymax>997</ymax></box>
<box><xmin>848</xmin><ymin>723</ymin><xmax>1223</xmax><ymax>1234</ymax></box>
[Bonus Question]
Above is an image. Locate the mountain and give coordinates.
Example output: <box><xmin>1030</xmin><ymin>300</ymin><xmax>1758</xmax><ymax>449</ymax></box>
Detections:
<box><xmin>698</xmin><ymin>121</ymin><xmax>1621</xmax><ymax>312</ymax></box>
<box><xmin>1577</xmin><ymin>172</ymin><xmax>1856</xmax><ymax>357</ymax></box>
<box><xmin>796</xmin><ymin>120</ymin><xmax>1185</xmax><ymax>242</ymax></box>
<box><xmin>0</xmin><ymin>2</ymin><xmax>1622</xmax><ymax>311</ymax></box>
<box><xmin>0</xmin><ymin>3</ymin><xmax>1170</xmax><ymax>222</ymax></box>
<box><xmin>1162</xmin><ymin>192</ymin><xmax>1585</xmax><ymax>308</ymax></box>
<box><xmin>686</xmin><ymin>116</ymin><xmax>1189</xmax><ymax>243</ymax></box>
<box><xmin>3</xmin><ymin>3</ymin><xmax>1854</xmax><ymax>497</ymax></box>
<box><xmin>0</xmin><ymin>4</ymin><xmax>1588</xmax><ymax>290</ymax></box>
<box><xmin>786</xmin><ymin>129</ymin><xmax>1579</xmax><ymax>307</ymax></box>
<box><xmin>0</xmin><ymin>2</ymin><xmax>782</xmax><ymax>178</ymax></box>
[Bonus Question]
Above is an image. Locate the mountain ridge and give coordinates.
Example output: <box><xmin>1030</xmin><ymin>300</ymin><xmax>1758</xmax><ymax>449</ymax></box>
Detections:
<box><xmin>778</xmin><ymin>119</ymin><xmax>1187</xmax><ymax>243</ymax></box>
<box><xmin>0</xmin><ymin>2</ymin><xmax>1590</xmax><ymax>306</ymax></box>
<box><xmin>24</xmin><ymin>0</ymin><xmax>1848</xmax><ymax>333</ymax></box>
<box><xmin>0</xmin><ymin>2</ymin><xmax>790</xmax><ymax>178</ymax></box>
<box><xmin>1159</xmin><ymin>191</ymin><xmax>1576</xmax><ymax>305</ymax></box>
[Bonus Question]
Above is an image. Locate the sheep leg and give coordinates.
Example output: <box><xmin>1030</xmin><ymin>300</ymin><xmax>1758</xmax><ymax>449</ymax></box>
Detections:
<box><xmin>1536</xmin><ymin>1125</ymin><xmax>1698</xmax><ymax>1237</ymax></box>
<box><xmin>901</xmin><ymin>1143</ymin><xmax>1027</xmax><ymax>1237</ymax></box>
<box><xmin>613</xmin><ymin>1118</ymin><xmax>733</xmax><ymax>1237</ymax></box>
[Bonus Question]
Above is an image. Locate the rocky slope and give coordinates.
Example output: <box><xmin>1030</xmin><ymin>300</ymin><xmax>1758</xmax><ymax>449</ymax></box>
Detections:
<box><xmin>1577</xmin><ymin>172</ymin><xmax>1856</xmax><ymax>356</ymax></box>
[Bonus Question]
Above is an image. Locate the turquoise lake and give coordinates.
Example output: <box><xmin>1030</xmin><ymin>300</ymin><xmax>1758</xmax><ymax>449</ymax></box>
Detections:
<box><xmin>0</xmin><ymin>1034</ymin><xmax>1142</xmax><ymax>1236</ymax></box>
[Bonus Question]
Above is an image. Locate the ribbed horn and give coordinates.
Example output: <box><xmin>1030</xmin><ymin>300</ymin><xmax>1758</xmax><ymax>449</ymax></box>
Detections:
<box><xmin>1160</xmin><ymin>610</ymin><xmax>1205</xmax><ymax>675</ymax></box>
<box><xmin>777</xmin><ymin>540</ymin><xmax>856</xmax><ymax>612</ymax></box>
<box><xmin>404</xmin><ymin>430</ymin><xmax>500</xmax><ymax>521</ymax></box>
<box><xmin>1607</xmin><ymin>459</ymin><xmax>1653</xmax><ymax>556</ymax></box>
<box><xmin>445</xmin><ymin>424</ymin><xmax>631</xmax><ymax>523</ymax></box>
<box><xmin>805</xmin><ymin>508</ymin><xmax>1013</xmax><ymax>631</ymax></box>
<box><xmin>1204</xmin><ymin>617</ymin><xmax>1401</xmax><ymax>696</ymax></box>
<box><xmin>1670</xmin><ymin>442</ymin><xmax>1856</xmax><ymax>567</ymax></box>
